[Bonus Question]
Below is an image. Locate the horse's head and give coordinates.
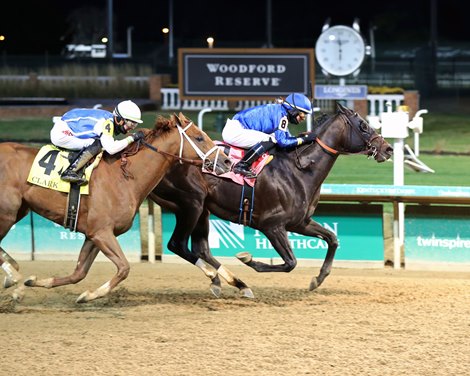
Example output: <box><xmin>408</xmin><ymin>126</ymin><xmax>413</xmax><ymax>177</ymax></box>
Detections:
<box><xmin>170</xmin><ymin>112</ymin><xmax>232</xmax><ymax>174</ymax></box>
<box><xmin>334</xmin><ymin>103</ymin><xmax>393</xmax><ymax>162</ymax></box>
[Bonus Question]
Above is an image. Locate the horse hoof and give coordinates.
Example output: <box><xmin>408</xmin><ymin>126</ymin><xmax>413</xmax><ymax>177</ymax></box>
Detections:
<box><xmin>76</xmin><ymin>291</ymin><xmax>91</xmax><ymax>303</ymax></box>
<box><xmin>236</xmin><ymin>252</ymin><xmax>252</xmax><ymax>264</ymax></box>
<box><xmin>210</xmin><ymin>283</ymin><xmax>222</xmax><ymax>298</ymax></box>
<box><xmin>309</xmin><ymin>278</ymin><xmax>319</xmax><ymax>291</ymax></box>
<box><xmin>240</xmin><ymin>287</ymin><xmax>255</xmax><ymax>299</ymax></box>
<box><xmin>24</xmin><ymin>276</ymin><xmax>37</xmax><ymax>287</ymax></box>
<box><xmin>3</xmin><ymin>276</ymin><xmax>18</xmax><ymax>289</ymax></box>
<box><xmin>12</xmin><ymin>286</ymin><xmax>25</xmax><ymax>302</ymax></box>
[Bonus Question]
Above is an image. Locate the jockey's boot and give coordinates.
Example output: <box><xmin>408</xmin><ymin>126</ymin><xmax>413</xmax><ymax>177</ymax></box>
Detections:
<box><xmin>61</xmin><ymin>139</ymin><xmax>102</xmax><ymax>186</ymax></box>
<box><xmin>232</xmin><ymin>140</ymin><xmax>275</xmax><ymax>178</ymax></box>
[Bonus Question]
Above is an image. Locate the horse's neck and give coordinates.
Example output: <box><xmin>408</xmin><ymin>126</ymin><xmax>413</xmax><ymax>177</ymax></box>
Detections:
<box><xmin>121</xmin><ymin>137</ymin><xmax>179</xmax><ymax>200</ymax></box>
<box><xmin>280</xmin><ymin>138</ymin><xmax>339</xmax><ymax>195</ymax></box>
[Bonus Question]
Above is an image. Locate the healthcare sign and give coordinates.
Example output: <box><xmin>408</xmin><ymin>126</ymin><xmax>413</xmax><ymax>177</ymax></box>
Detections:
<box><xmin>162</xmin><ymin>204</ymin><xmax>384</xmax><ymax>267</ymax></box>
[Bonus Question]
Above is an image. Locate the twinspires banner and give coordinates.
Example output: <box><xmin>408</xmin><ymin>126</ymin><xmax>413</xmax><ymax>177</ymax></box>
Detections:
<box><xmin>162</xmin><ymin>204</ymin><xmax>384</xmax><ymax>268</ymax></box>
<box><xmin>405</xmin><ymin>206</ymin><xmax>470</xmax><ymax>271</ymax></box>
<box><xmin>4</xmin><ymin>213</ymin><xmax>142</xmax><ymax>262</ymax></box>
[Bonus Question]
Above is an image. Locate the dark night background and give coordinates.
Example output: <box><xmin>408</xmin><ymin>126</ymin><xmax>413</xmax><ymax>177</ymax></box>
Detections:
<box><xmin>1</xmin><ymin>0</ymin><xmax>468</xmax><ymax>55</ymax></box>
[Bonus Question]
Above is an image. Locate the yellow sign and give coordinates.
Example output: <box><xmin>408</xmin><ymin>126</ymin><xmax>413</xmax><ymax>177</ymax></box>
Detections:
<box><xmin>27</xmin><ymin>145</ymin><xmax>102</xmax><ymax>194</ymax></box>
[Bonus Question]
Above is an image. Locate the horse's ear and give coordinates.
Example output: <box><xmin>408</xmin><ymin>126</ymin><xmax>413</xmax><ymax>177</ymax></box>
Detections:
<box><xmin>172</xmin><ymin>113</ymin><xmax>183</xmax><ymax>127</ymax></box>
<box><xmin>336</xmin><ymin>102</ymin><xmax>347</xmax><ymax>114</ymax></box>
<box><xmin>178</xmin><ymin>111</ymin><xmax>187</xmax><ymax>121</ymax></box>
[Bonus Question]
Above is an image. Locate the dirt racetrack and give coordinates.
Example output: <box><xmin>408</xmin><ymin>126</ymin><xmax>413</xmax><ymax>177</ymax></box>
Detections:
<box><xmin>1</xmin><ymin>261</ymin><xmax>469</xmax><ymax>376</ymax></box>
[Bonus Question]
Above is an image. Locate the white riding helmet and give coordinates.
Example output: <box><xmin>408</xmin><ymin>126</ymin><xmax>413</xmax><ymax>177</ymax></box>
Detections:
<box><xmin>113</xmin><ymin>100</ymin><xmax>143</xmax><ymax>123</ymax></box>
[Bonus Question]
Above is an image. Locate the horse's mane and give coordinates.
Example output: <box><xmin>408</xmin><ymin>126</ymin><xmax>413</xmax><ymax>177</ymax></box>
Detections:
<box><xmin>120</xmin><ymin>113</ymin><xmax>183</xmax><ymax>155</ymax></box>
<box><xmin>118</xmin><ymin>113</ymin><xmax>189</xmax><ymax>179</ymax></box>
<box><xmin>313</xmin><ymin>112</ymin><xmax>335</xmax><ymax>133</ymax></box>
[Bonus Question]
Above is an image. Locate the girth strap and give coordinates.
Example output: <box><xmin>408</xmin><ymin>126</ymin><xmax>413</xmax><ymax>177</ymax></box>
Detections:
<box><xmin>238</xmin><ymin>182</ymin><xmax>255</xmax><ymax>226</ymax></box>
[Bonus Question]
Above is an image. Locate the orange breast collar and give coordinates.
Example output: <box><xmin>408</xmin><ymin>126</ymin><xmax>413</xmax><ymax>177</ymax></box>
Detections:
<box><xmin>316</xmin><ymin>138</ymin><xmax>339</xmax><ymax>155</ymax></box>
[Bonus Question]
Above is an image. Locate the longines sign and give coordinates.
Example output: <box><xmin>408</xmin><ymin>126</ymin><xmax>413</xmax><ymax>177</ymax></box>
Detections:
<box><xmin>178</xmin><ymin>48</ymin><xmax>315</xmax><ymax>100</ymax></box>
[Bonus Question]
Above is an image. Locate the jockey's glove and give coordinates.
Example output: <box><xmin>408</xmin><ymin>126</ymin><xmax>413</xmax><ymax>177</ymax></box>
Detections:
<box><xmin>132</xmin><ymin>130</ymin><xmax>145</xmax><ymax>142</ymax></box>
<box><xmin>301</xmin><ymin>132</ymin><xmax>316</xmax><ymax>144</ymax></box>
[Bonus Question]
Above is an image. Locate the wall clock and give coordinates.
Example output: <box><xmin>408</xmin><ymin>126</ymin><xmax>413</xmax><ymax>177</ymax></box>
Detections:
<box><xmin>315</xmin><ymin>25</ymin><xmax>366</xmax><ymax>77</ymax></box>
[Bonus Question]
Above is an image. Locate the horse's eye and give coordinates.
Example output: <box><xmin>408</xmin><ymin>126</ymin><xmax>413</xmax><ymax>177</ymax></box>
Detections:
<box><xmin>359</xmin><ymin>122</ymin><xmax>369</xmax><ymax>132</ymax></box>
<box><xmin>196</xmin><ymin>136</ymin><xmax>204</xmax><ymax>142</ymax></box>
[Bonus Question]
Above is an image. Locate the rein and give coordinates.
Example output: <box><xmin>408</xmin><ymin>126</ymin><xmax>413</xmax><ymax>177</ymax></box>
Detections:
<box><xmin>294</xmin><ymin>111</ymin><xmax>385</xmax><ymax>170</ymax></box>
<box><xmin>141</xmin><ymin>140</ymin><xmax>203</xmax><ymax>166</ymax></box>
<box><xmin>120</xmin><ymin>119</ymin><xmax>222</xmax><ymax>179</ymax></box>
<box><xmin>315</xmin><ymin>112</ymin><xmax>382</xmax><ymax>158</ymax></box>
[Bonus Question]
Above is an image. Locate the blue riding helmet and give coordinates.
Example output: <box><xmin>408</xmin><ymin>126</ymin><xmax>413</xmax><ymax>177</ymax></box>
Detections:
<box><xmin>284</xmin><ymin>93</ymin><xmax>313</xmax><ymax>114</ymax></box>
<box><xmin>283</xmin><ymin>93</ymin><xmax>312</xmax><ymax>124</ymax></box>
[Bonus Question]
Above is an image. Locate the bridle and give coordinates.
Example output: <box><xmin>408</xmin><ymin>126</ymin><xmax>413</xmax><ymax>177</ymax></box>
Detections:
<box><xmin>140</xmin><ymin>118</ymin><xmax>222</xmax><ymax>173</ymax></box>
<box><xmin>121</xmin><ymin>116</ymin><xmax>223</xmax><ymax>179</ymax></box>
<box><xmin>294</xmin><ymin>110</ymin><xmax>385</xmax><ymax>170</ymax></box>
<box><xmin>315</xmin><ymin>111</ymin><xmax>384</xmax><ymax>159</ymax></box>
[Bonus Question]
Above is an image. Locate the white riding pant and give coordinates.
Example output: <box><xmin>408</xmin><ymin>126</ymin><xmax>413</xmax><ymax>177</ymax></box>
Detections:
<box><xmin>222</xmin><ymin>119</ymin><xmax>275</xmax><ymax>148</ymax></box>
<box><xmin>50</xmin><ymin>120</ymin><xmax>96</xmax><ymax>150</ymax></box>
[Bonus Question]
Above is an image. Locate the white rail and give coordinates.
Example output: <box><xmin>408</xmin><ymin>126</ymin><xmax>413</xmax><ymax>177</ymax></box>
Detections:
<box><xmin>161</xmin><ymin>88</ymin><xmax>404</xmax><ymax>117</ymax></box>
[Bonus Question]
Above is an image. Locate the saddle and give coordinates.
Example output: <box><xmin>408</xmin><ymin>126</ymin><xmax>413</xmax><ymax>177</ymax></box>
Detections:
<box><xmin>205</xmin><ymin>141</ymin><xmax>273</xmax><ymax>187</ymax></box>
<box><xmin>203</xmin><ymin>142</ymin><xmax>274</xmax><ymax>226</ymax></box>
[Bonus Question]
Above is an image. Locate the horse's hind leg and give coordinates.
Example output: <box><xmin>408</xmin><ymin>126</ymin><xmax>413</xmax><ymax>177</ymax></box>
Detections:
<box><xmin>24</xmin><ymin>239</ymin><xmax>99</xmax><ymax>288</ymax></box>
<box><xmin>291</xmin><ymin>219</ymin><xmax>338</xmax><ymax>290</ymax></box>
<box><xmin>238</xmin><ymin>226</ymin><xmax>298</xmax><ymax>272</ymax></box>
<box><xmin>192</xmin><ymin>210</ymin><xmax>254</xmax><ymax>298</ymax></box>
<box><xmin>74</xmin><ymin>231</ymin><xmax>130</xmax><ymax>303</ymax></box>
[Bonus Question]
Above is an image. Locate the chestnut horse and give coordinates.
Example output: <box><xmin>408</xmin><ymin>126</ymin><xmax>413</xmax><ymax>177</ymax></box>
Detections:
<box><xmin>0</xmin><ymin>113</ymin><xmax>231</xmax><ymax>302</ymax></box>
<box><xmin>148</xmin><ymin>103</ymin><xmax>393</xmax><ymax>297</ymax></box>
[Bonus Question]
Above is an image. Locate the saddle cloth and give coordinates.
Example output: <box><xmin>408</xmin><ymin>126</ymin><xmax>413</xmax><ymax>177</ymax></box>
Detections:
<box><xmin>203</xmin><ymin>141</ymin><xmax>273</xmax><ymax>187</ymax></box>
<box><xmin>27</xmin><ymin>145</ymin><xmax>102</xmax><ymax>194</ymax></box>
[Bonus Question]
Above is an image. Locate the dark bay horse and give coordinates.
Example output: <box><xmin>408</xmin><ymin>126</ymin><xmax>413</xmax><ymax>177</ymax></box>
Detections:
<box><xmin>0</xmin><ymin>113</ymin><xmax>231</xmax><ymax>302</ymax></box>
<box><xmin>149</xmin><ymin>103</ymin><xmax>393</xmax><ymax>297</ymax></box>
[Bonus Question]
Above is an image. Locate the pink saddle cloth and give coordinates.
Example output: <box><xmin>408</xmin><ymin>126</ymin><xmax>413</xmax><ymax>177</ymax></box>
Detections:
<box><xmin>204</xmin><ymin>142</ymin><xmax>272</xmax><ymax>187</ymax></box>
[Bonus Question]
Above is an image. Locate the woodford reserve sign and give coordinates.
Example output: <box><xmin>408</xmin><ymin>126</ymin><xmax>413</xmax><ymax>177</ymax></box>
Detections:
<box><xmin>178</xmin><ymin>48</ymin><xmax>315</xmax><ymax>100</ymax></box>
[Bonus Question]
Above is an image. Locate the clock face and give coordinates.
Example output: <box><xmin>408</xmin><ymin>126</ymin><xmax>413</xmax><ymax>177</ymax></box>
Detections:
<box><xmin>315</xmin><ymin>25</ymin><xmax>366</xmax><ymax>77</ymax></box>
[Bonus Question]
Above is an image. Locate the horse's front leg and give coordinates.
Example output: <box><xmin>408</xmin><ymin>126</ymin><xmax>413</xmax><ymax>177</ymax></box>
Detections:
<box><xmin>192</xmin><ymin>210</ymin><xmax>254</xmax><ymax>298</ymax></box>
<box><xmin>165</xmin><ymin>208</ymin><xmax>221</xmax><ymax>288</ymax></box>
<box><xmin>75</xmin><ymin>230</ymin><xmax>130</xmax><ymax>303</ymax></box>
<box><xmin>0</xmin><ymin>247</ymin><xmax>22</xmax><ymax>288</ymax></box>
<box><xmin>237</xmin><ymin>226</ymin><xmax>298</xmax><ymax>272</ymax></box>
<box><xmin>291</xmin><ymin>219</ymin><xmax>338</xmax><ymax>290</ymax></box>
<box><xmin>24</xmin><ymin>238</ymin><xmax>99</xmax><ymax>289</ymax></box>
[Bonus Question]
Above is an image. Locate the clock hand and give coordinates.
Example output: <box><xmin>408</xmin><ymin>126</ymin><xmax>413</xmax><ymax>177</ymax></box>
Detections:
<box><xmin>335</xmin><ymin>38</ymin><xmax>343</xmax><ymax>61</ymax></box>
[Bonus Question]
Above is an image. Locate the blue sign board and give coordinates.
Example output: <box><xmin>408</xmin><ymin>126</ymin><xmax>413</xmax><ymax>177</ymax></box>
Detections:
<box><xmin>315</xmin><ymin>85</ymin><xmax>368</xmax><ymax>99</ymax></box>
<box><xmin>320</xmin><ymin>184</ymin><xmax>470</xmax><ymax>201</ymax></box>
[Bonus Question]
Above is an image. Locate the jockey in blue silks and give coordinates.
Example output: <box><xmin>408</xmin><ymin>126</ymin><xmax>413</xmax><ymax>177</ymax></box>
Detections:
<box><xmin>222</xmin><ymin>93</ymin><xmax>315</xmax><ymax>178</ymax></box>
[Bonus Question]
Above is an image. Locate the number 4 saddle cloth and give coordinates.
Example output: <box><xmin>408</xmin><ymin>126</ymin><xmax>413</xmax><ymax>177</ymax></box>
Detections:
<box><xmin>27</xmin><ymin>145</ymin><xmax>103</xmax><ymax>195</ymax></box>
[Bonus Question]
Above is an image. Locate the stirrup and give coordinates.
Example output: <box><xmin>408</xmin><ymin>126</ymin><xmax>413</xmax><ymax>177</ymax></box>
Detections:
<box><xmin>61</xmin><ymin>171</ymin><xmax>88</xmax><ymax>186</ymax></box>
<box><xmin>233</xmin><ymin>165</ymin><xmax>257</xmax><ymax>179</ymax></box>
